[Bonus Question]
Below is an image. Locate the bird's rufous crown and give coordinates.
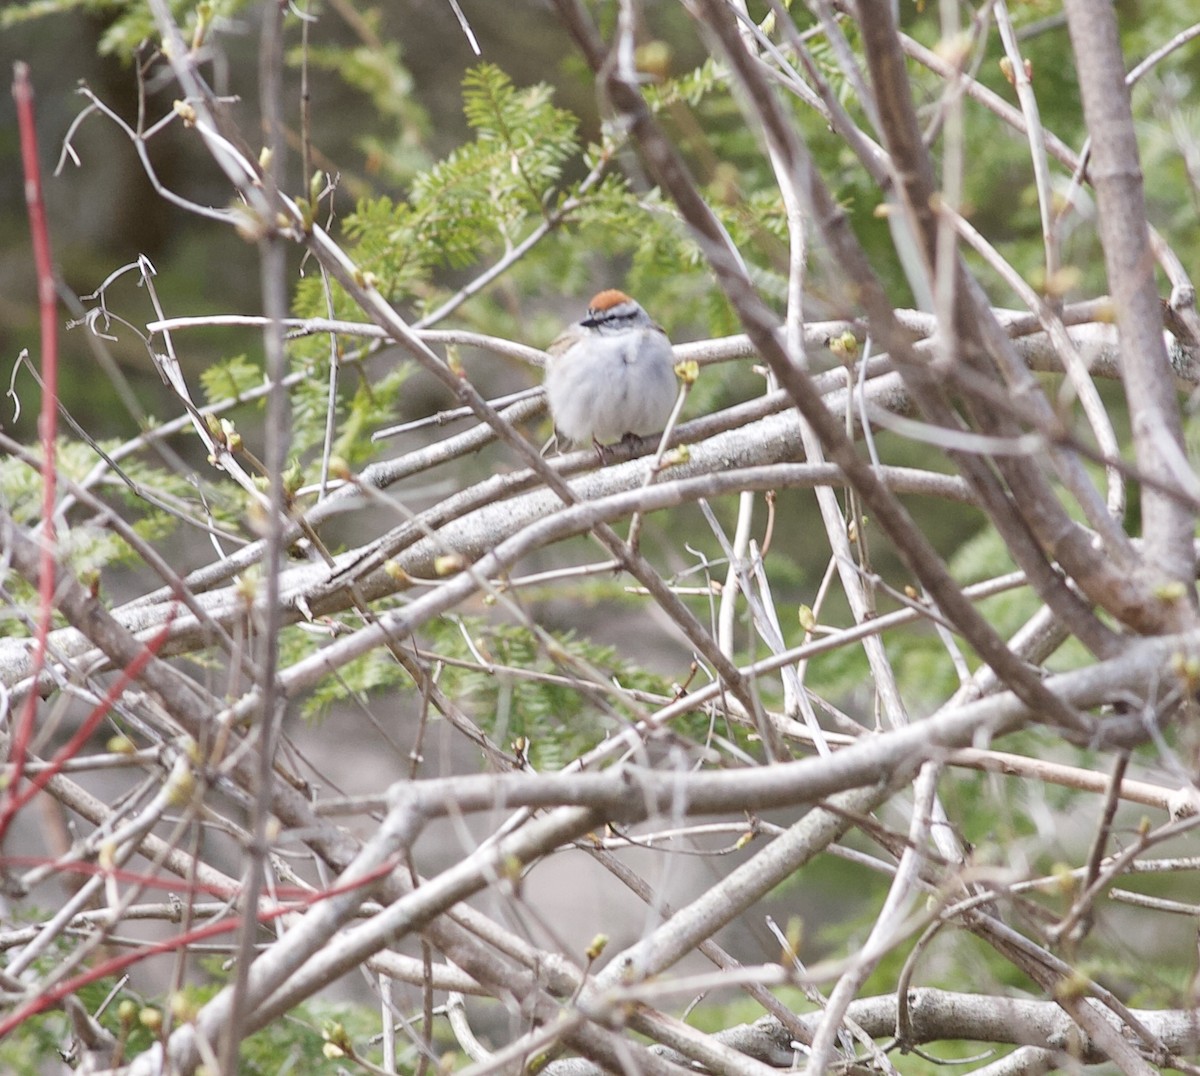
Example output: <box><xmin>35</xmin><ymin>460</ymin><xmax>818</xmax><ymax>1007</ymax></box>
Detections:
<box><xmin>587</xmin><ymin>289</ymin><xmax>633</xmax><ymax>312</ymax></box>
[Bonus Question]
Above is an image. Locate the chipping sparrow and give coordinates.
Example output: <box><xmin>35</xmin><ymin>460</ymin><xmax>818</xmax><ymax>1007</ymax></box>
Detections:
<box><xmin>544</xmin><ymin>290</ymin><xmax>678</xmax><ymax>447</ymax></box>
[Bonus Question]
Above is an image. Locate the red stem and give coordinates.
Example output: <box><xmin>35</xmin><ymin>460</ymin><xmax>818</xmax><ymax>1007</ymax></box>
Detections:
<box><xmin>8</xmin><ymin>62</ymin><xmax>60</xmax><ymax>822</ymax></box>
<box><xmin>0</xmin><ymin>856</ymin><xmax>310</xmax><ymax>901</ymax></box>
<box><xmin>0</xmin><ymin>858</ymin><xmax>398</xmax><ymax>1039</ymax></box>
<box><xmin>0</xmin><ymin>611</ymin><xmax>177</xmax><ymax>841</ymax></box>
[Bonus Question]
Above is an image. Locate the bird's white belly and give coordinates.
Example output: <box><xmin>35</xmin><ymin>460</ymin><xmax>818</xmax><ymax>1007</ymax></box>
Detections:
<box><xmin>546</xmin><ymin>346</ymin><xmax>676</xmax><ymax>445</ymax></box>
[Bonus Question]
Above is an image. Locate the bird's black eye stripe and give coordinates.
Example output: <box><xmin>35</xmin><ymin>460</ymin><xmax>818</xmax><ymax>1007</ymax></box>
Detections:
<box><xmin>583</xmin><ymin>309</ymin><xmax>634</xmax><ymax>329</ymax></box>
